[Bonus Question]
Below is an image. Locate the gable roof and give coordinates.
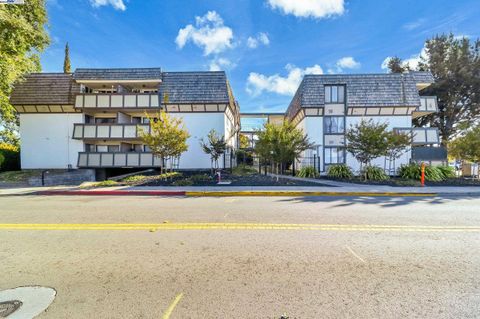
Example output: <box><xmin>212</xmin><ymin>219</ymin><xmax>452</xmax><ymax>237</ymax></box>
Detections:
<box><xmin>286</xmin><ymin>71</ymin><xmax>434</xmax><ymax>119</ymax></box>
<box><xmin>10</xmin><ymin>73</ymin><xmax>80</xmax><ymax>105</ymax></box>
<box><xmin>160</xmin><ymin>72</ymin><xmax>230</xmax><ymax>104</ymax></box>
<box><xmin>74</xmin><ymin>68</ymin><xmax>162</xmax><ymax>81</ymax></box>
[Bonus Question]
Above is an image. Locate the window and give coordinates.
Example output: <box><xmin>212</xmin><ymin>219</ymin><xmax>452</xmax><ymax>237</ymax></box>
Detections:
<box><xmin>85</xmin><ymin>115</ymin><xmax>94</xmax><ymax>124</ymax></box>
<box><xmin>85</xmin><ymin>144</ymin><xmax>95</xmax><ymax>152</ymax></box>
<box><xmin>143</xmin><ymin>117</ymin><xmax>158</xmax><ymax>124</ymax></box>
<box><xmin>95</xmin><ymin>117</ymin><xmax>116</xmax><ymax>124</ymax></box>
<box><xmin>325</xmin><ymin>147</ymin><xmax>345</xmax><ymax>164</ymax></box>
<box><xmin>324</xmin><ymin>117</ymin><xmax>345</xmax><ymax>134</ymax></box>
<box><xmin>131</xmin><ymin>117</ymin><xmax>142</xmax><ymax>124</ymax></box>
<box><xmin>325</xmin><ymin>85</ymin><xmax>345</xmax><ymax>103</ymax></box>
<box><xmin>96</xmin><ymin>145</ymin><xmax>119</xmax><ymax>152</ymax></box>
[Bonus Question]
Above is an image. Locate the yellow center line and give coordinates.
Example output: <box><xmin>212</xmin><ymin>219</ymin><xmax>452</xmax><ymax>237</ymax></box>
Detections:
<box><xmin>162</xmin><ymin>293</ymin><xmax>183</xmax><ymax>319</ymax></box>
<box><xmin>0</xmin><ymin>223</ymin><xmax>479</xmax><ymax>232</ymax></box>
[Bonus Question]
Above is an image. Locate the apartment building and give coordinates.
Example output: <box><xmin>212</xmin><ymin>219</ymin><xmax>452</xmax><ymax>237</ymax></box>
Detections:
<box><xmin>284</xmin><ymin>71</ymin><xmax>441</xmax><ymax>173</ymax></box>
<box><xmin>10</xmin><ymin>68</ymin><xmax>240</xmax><ymax>171</ymax></box>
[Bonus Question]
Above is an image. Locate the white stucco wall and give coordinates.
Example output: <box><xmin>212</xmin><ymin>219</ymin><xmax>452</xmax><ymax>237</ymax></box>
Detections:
<box><xmin>170</xmin><ymin>113</ymin><xmax>226</xmax><ymax>169</ymax></box>
<box><xmin>345</xmin><ymin>116</ymin><xmax>412</xmax><ymax>173</ymax></box>
<box><xmin>19</xmin><ymin>113</ymin><xmax>84</xmax><ymax>169</ymax></box>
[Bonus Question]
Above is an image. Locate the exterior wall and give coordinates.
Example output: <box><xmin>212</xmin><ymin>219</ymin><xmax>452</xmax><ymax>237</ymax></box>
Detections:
<box><xmin>345</xmin><ymin>116</ymin><xmax>412</xmax><ymax>173</ymax></box>
<box><xmin>296</xmin><ymin>117</ymin><xmax>324</xmax><ymax>171</ymax></box>
<box><xmin>19</xmin><ymin>113</ymin><xmax>84</xmax><ymax>169</ymax></box>
<box><xmin>169</xmin><ymin>113</ymin><xmax>226</xmax><ymax>169</ymax></box>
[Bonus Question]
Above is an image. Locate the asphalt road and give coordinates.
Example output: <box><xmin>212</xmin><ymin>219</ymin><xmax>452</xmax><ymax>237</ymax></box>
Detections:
<box><xmin>0</xmin><ymin>194</ymin><xmax>479</xmax><ymax>318</ymax></box>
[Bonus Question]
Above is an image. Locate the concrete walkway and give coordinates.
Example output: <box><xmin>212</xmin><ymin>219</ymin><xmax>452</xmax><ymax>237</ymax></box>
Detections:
<box><xmin>1</xmin><ymin>179</ymin><xmax>479</xmax><ymax>197</ymax></box>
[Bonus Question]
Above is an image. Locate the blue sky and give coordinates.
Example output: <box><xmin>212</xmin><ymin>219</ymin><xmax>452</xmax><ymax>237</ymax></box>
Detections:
<box><xmin>42</xmin><ymin>0</ymin><xmax>480</xmax><ymax>113</ymax></box>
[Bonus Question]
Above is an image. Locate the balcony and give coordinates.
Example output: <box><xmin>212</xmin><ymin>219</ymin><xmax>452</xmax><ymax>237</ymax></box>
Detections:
<box><xmin>413</xmin><ymin>96</ymin><xmax>438</xmax><ymax>119</ymax></box>
<box><xmin>72</xmin><ymin>124</ymin><xmax>150</xmax><ymax>140</ymax></box>
<box><xmin>75</xmin><ymin>93</ymin><xmax>160</xmax><ymax>109</ymax></box>
<box><xmin>394</xmin><ymin>127</ymin><xmax>440</xmax><ymax>145</ymax></box>
<box><xmin>77</xmin><ymin>152</ymin><xmax>161</xmax><ymax>168</ymax></box>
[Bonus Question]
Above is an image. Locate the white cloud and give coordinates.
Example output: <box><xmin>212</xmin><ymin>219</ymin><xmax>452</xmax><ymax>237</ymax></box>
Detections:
<box><xmin>175</xmin><ymin>11</ymin><xmax>234</xmax><ymax>56</ymax></box>
<box><xmin>209</xmin><ymin>58</ymin><xmax>235</xmax><ymax>71</ymax></box>
<box><xmin>267</xmin><ymin>0</ymin><xmax>345</xmax><ymax>19</ymax></box>
<box><xmin>246</xmin><ymin>64</ymin><xmax>323</xmax><ymax>96</ymax></box>
<box><xmin>247</xmin><ymin>32</ymin><xmax>270</xmax><ymax>49</ymax></box>
<box><xmin>328</xmin><ymin>56</ymin><xmax>360</xmax><ymax>74</ymax></box>
<box><xmin>381</xmin><ymin>47</ymin><xmax>427</xmax><ymax>71</ymax></box>
<box><xmin>89</xmin><ymin>0</ymin><xmax>126</xmax><ymax>11</ymax></box>
<box><xmin>336</xmin><ymin>56</ymin><xmax>360</xmax><ymax>69</ymax></box>
<box><xmin>402</xmin><ymin>18</ymin><xmax>425</xmax><ymax>31</ymax></box>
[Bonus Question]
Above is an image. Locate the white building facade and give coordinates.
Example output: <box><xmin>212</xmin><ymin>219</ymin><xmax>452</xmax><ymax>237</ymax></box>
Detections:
<box><xmin>11</xmin><ymin>69</ymin><xmax>240</xmax><ymax>171</ymax></box>
<box><xmin>285</xmin><ymin>72</ymin><xmax>441</xmax><ymax>174</ymax></box>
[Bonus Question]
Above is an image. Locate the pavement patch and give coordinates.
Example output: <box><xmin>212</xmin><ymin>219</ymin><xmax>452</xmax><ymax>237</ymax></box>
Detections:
<box><xmin>0</xmin><ymin>286</ymin><xmax>56</xmax><ymax>319</ymax></box>
<box><xmin>0</xmin><ymin>223</ymin><xmax>479</xmax><ymax>232</ymax></box>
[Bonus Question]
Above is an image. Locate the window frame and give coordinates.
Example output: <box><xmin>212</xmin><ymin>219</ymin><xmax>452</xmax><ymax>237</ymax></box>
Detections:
<box><xmin>324</xmin><ymin>147</ymin><xmax>346</xmax><ymax>165</ymax></box>
<box><xmin>324</xmin><ymin>116</ymin><xmax>346</xmax><ymax>134</ymax></box>
<box><xmin>324</xmin><ymin>85</ymin><xmax>345</xmax><ymax>104</ymax></box>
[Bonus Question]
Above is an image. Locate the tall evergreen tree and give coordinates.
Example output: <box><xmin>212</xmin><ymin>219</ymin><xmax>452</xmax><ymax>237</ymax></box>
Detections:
<box><xmin>387</xmin><ymin>56</ymin><xmax>408</xmax><ymax>73</ymax></box>
<box><xmin>415</xmin><ymin>34</ymin><xmax>480</xmax><ymax>145</ymax></box>
<box><xmin>0</xmin><ymin>0</ymin><xmax>50</xmax><ymax>146</ymax></box>
<box><xmin>63</xmin><ymin>42</ymin><xmax>71</xmax><ymax>73</ymax></box>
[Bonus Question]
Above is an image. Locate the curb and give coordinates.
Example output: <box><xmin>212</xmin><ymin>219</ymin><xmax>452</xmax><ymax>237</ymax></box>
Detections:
<box><xmin>34</xmin><ymin>190</ymin><xmax>438</xmax><ymax>197</ymax></box>
<box><xmin>35</xmin><ymin>190</ymin><xmax>186</xmax><ymax>196</ymax></box>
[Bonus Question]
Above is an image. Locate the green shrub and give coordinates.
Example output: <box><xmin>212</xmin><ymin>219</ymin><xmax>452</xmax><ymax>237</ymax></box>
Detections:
<box><xmin>95</xmin><ymin>180</ymin><xmax>119</xmax><ymax>187</ymax></box>
<box><xmin>189</xmin><ymin>174</ymin><xmax>212</xmax><ymax>182</ymax></box>
<box><xmin>0</xmin><ymin>143</ymin><xmax>20</xmax><ymax>172</ymax></box>
<box><xmin>398</xmin><ymin>163</ymin><xmax>448</xmax><ymax>182</ymax></box>
<box><xmin>172</xmin><ymin>178</ymin><xmax>194</xmax><ymax>186</ymax></box>
<box><xmin>398</xmin><ymin>163</ymin><xmax>421</xmax><ymax>180</ymax></box>
<box><xmin>327</xmin><ymin>164</ymin><xmax>353</xmax><ymax>179</ymax></box>
<box><xmin>297</xmin><ymin>166</ymin><xmax>319</xmax><ymax>178</ymax></box>
<box><xmin>362</xmin><ymin>166</ymin><xmax>389</xmax><ymax>181</ymax></box>
<box><xmin>0</xmin><ymin>153</ymin><xmax>4</xmax><ymax>170</ymax></box>
<box><xmin>122</xmin><ymin>175</ymin><xmax>148</xmax><ymax>183</ymax></box>
<box><xmin>436</xmin><ymin>165</ymin><xmax>455</xmax><ymax>179</ymax></box>
<box><xmin>424</xmin><ymin>166</ymin><xmax>444</xmax><ymax>182</ymax></box>
<box><xmin>232</xmin><ymin>164</ymin><xmax>257</xmax><ymax>176</ymax></box>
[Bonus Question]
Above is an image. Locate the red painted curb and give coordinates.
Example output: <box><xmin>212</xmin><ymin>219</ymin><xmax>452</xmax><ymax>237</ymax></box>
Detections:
<box><xmin>35</xmin><ymin>190</ymin><xmax>186</xmax><ymax>196</ymax></box>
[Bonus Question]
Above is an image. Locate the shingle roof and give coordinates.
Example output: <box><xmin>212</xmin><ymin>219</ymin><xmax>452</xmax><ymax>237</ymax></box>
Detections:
<box><xmin>286</xmin><ymin>72</ymin><xmax>434</xmax><ymax>118</ymax></box>
<box><xmin>74</xmin><ymin>68</ymin><xmax>162</xmax><ymax>81</ymax></box>
<box><xmin>160</xmin><ymin>72</ymin><xmax>230</xmax><ymax>104</ymax></box>
<box><xmin>10</xmin><ymin>73</ymin><xmax>80</xmax><ymax>105</ymax></box>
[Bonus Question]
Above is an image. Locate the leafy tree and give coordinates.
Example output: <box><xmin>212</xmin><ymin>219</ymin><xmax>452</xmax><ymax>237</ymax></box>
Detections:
<box><xmin>387</xmin><ymin>56</ymin><xmax>408</xmax><ymax>73</ymax></box>
<box><xmin>0</xmin><ymin>0</ymin><xmax>50</xmax><ymax>146</ymax></box>
<box><xmin>63</xmin><ymin>42</ymin><xmax>71</xmax><ymax>73</ymax></box>
<box><xmin>200</xmin><ymin>129</ymin><xmax>227</xmax><ymax>172</ymax></box>
<box><xmin>345</xmin><ymin>119</ymin><xmax>390</xmax><ymax>180</ymax></box>
<box><xmin>139</xmin><ymin>112</ymin><xmax>190</xmax><ymax>174</ymax></box>
<box><xmin>415</xmin><ymin>34</ymin><xmax>480</xmax><ymax>145</ymax></box>
<box><xmin>449</xmin><ymin>125</ymin><xmax>480</xmax><ymax>168</ymax></box>
<box><xmin>239</xmin><ymin>133</ymin><xmax>250</xmax><ymax>149</ymax></box>
<box><xmin>255</xmin><ymin>121</ymin><xmax>313</xmax><ymax>175</ymax></box>
<box><xmin>385</xmin><ymin>131</ymin><xmax>412</xmax><ymax>174</ymax></box>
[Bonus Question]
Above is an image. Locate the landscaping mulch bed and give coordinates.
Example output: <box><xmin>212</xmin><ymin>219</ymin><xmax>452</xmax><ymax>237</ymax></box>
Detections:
<box><xmin>323</xmin><ymin>176</ymin><xmax>480</xmax><ymax>187</ymax></box>
<box><xmin>134</xmin><ymin>170</ymin><xmax>329</xmax><ymax>187</ymax></box>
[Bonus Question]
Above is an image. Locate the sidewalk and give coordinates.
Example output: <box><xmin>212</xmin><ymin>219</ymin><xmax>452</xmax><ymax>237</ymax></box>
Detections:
<box><xmin>2</xmin><ymin>183</ymin><xmax>479</xmax><ymax>197</ymax></box>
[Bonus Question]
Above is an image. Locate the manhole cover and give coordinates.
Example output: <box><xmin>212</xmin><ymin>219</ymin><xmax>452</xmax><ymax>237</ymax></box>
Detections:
<box><xmin>0</xmin><ymin>300</ymin><xmax>22</xmax><ymax>318</ymax></box>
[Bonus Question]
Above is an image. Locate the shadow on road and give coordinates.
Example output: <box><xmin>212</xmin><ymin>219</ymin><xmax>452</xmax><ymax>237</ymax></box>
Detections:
<box><xmin>276</xmin><ymin>195</ymin><xmax>479</xmax><ymax>208</ymax></box>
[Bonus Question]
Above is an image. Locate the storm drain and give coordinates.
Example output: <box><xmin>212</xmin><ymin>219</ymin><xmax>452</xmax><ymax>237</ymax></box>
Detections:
<box><xmin>0</xmin><ymin>300</ymin><xmax>22</xmax><ymax>318</ymax></box>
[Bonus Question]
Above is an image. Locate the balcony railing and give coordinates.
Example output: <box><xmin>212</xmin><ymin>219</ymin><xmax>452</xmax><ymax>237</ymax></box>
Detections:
<box><xmin>394</xmin><ymin>127</ymin><xmax>440</xmax><ymax>145</ymax></box>
<box><xmin>77</xmin><ymin>152</ymin><xmax>161</xmax><ymax>168</ymax></box>
<box><xmin>75</xmin><ymin>93</ymin><xmax>160</xmax><ymax>109</ymax></box>
<box><xmin>72</xmin><ymin>124</ymin><xmax>150</xmax><ymax>140</ymax></box>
